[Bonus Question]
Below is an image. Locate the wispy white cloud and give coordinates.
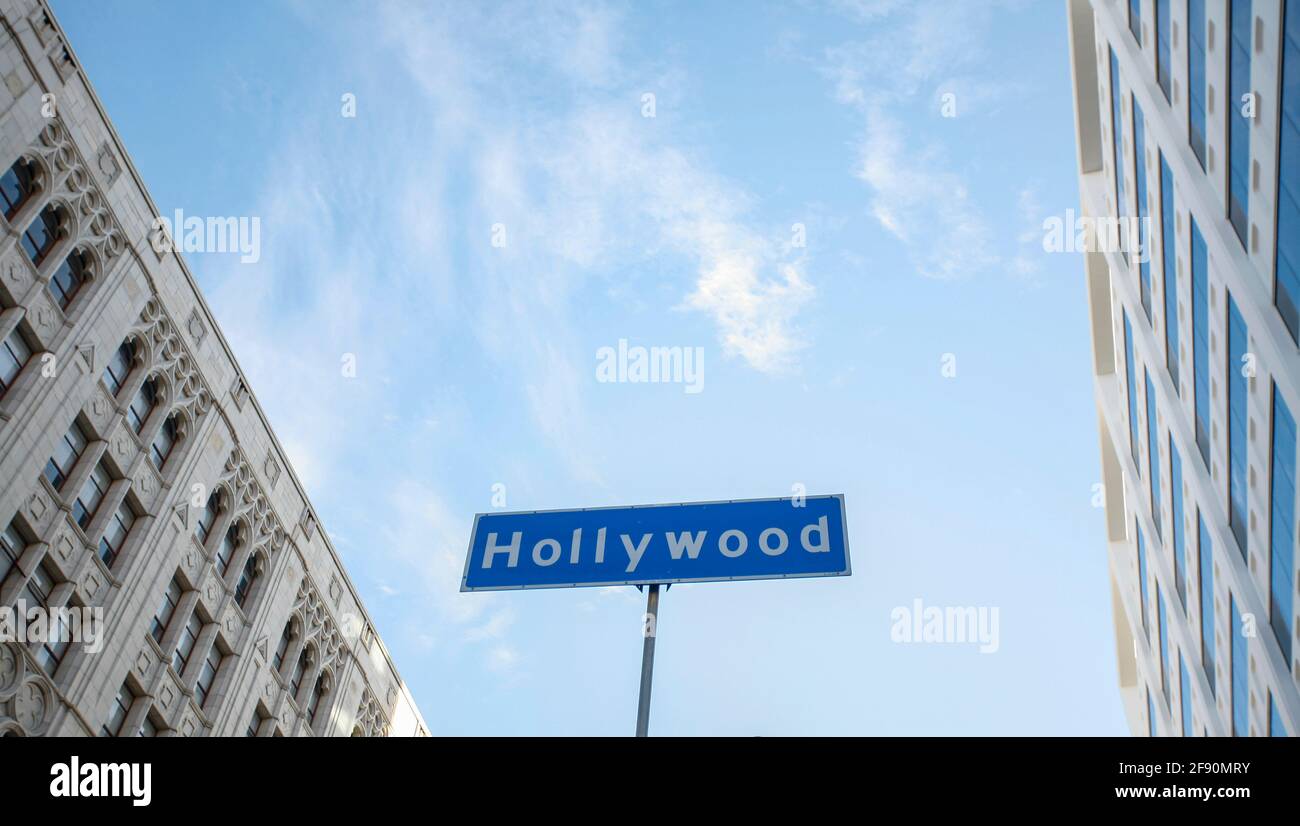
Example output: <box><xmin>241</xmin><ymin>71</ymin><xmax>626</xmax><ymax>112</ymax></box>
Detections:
<box><xmin>820</xmin><ymin>0</ymin><xmax>1026</xmax><ymax>280</ymax></box>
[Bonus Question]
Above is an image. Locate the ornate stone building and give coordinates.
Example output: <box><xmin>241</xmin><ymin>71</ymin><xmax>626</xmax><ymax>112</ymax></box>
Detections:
<box><xmin>0</xmin><ymin>0</ymin><xmax>427</xmax><ymax>736</ymax></box>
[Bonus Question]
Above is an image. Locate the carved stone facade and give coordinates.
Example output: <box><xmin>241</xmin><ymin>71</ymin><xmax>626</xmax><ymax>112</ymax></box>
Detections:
<box><xmin>0</xmin><ymin>0</ymin><xmax>426</xmax><ymax>736</ymax></box>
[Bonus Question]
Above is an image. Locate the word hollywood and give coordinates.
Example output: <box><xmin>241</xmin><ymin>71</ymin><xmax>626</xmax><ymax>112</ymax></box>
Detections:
<box><xmin>50</xmin><ymin>757</ymin><xmax>151</xmax><ymax>807</ymax></box>
<box><xmin>150</xmin><ymin>208</ymin><xmax>261</xmax><ymax>264</ymax></box>
<box><xmin>481</xmin><ymin>515</ymin><xmax>836</xmax><ymax>573</ymax></box>
<box><xmin>596</xmin><ymin>339</ymin><xmax>704</xmax><ymax>394</ymax></box>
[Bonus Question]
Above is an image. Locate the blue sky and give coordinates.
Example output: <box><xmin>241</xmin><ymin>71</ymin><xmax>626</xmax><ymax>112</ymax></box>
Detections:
<box><xmin>53</xmin><ymin>0</ymin><xmax>1127</xmax><ymax>735</ymax></box>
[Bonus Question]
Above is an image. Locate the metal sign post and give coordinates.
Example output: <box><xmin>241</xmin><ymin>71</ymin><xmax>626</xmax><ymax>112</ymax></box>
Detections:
<box><xmin>635</xmin><ymin>583</ymin><xmax>660</xmax><ymax>737</ymax></box>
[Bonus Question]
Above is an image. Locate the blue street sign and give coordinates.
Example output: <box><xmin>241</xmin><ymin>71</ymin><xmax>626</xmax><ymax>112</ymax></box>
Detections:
<box><xmin>461</xmin><ymin>495</ymin><xmax>850</xmax><ymax>591</ymax></box>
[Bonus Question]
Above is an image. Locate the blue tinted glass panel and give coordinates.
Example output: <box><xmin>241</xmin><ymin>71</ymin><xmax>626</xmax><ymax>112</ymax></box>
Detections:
<box><xmin>1279</xmin><ymin>2</ymin><xmax>1300</xmax><ymax>342</ymax></box>
<box><xmin>1156</xmin><ymin>0</ymin><xmax>1172</xmax><ymax>100</ymax></box>
<box><xmin>1270</xmin><ymin>386</ymin><xmax>1296</xmax><ymax>663</ymax></box>
<box><xmin>1111</xmin><ymin>49</ymin><xmax>1129</xmax><ymax>241</ymax></box>
<box><xmin>1158</xmin><ymin>585</ymin><xmax>1170</xmax><ymax>703</ymax></box>
<box><xmin>1199</xmin><ymin>511</ymin><xmax>1216</xmax><ymax>695</ymax></box>
<box><xmin>1231</xmin><ymin>597</ymin><xmax>1248</xmax><ymax>736</ymax></box>
<box><xmin>1192</xmin><ymin>219</ymin><xmax>1210</xmax><ymax>465</ymax></box>
<box><xmin>1160</xmin><ymin>153</ymin><xmax>1179</xmax><ymax>389</ymax></box>
<box><xmin>1130</xmin><ymin>0</ymin><xmax>1142</xmax><ymax>42</ymax></box>
<box><xmin>1171</xmin><ymin>438</ymin><xmax>1187</xmax><ymax>608</ymax></box>
<box><xmin>1228</xmin><ymin>295</ymin><xmax>1248</xmax><ymax>555</ymax></box>
<box><xmin>1146</xmin><ymin>369</ymin><xmax>1162</xmax><ymax>538</ymax></box>
<box><xmin>1228</xmin><ymin>0</ymin><xmax>1252</xmax><ymax>246</ymax></box>
<box><xmin>1134</xmin><ymin>98</ymin><xmax>1152</xmax><ymax>320</ymax></box>
<box><xmin>1138</xmin><ymin>520</ymin><xmax>1150</xmax><ymax>634</ymax></box>
<box><xmin>1189</xmin><ymin>0</ymin><xmax>1208</xmax><ymax>168</ymax></box>
<box><xmin>1147</xmin><ymin>686</ymin><xmax>1157</xmax><ymax>736</ymax></box>
<box><xmin>1180</xmin><ymin>653</ymin><xmax>1194</xmax><ymax>736</ymax></box>
<box><xmin>1125</xmin><ymin>311</ymin><xmax>1142</xmax><ymax>473</ymax></box>
<box><xmin>1272</xmin><ymin>694</ymin><xmax>1289</xmax><ymax>736</ymax></box>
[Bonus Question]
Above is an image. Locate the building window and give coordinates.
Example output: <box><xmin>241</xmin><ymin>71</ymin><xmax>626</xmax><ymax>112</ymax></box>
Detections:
<box><xmin>1231</xmin><ymin>596</ymin><xmax>1248</xmax><ymax>736</ymax></box>
<box><xmin>1277</xmin><ymin>0</ymin><xmax>1300</xmax><ymax>341</ymax></box>
<box><xmin>20</xmin><ymin>204</ymin><xmax>60</xmax><ymax>266</ymax></box>
<box><xmin>101</xmin><ymin>340</ymin><xmax>134</xmax><ymax>397</ymax></box>
<box><xmin>289</xmin><ymin>648</ymin><xmax>309</xmax><ymax>698</ymax></box>
<box><xmin>1227</xmin><ymin>0</ymin><xmax>1252</xmax><ymax>247</ymax></box>
<box><xmin>216</xmin><ymin>525</ymin><xmax>238</xmax><ymax>576</ymax></box>
<box><xmin>1191</xmin><ymin>218</ymin><xmax>1210</xmax><ymax>466</ymax></box>
<box><xmin>1188</xmin><ymin>0</ymin><xmax>1208</xmax><ymax>169</ymax></box>
<box><xmin>307</xmin><ymin>674</ymin><xmax>328</xmax><ymax>725</ymax></box>
<box><xmin>1159</xmin><ymin>153</ymin><xmax>1178</xmax><ymax>389</ymax></box>
<box><xmin>126</xmin><ymin>378</ymin><xmax>157</xmax><ymax>434</ymax></box>
<box><xmin>1269</xmin><ymin>385</ymin><xmax>1296</xmax><ymax>664</ymax></box>
<box><xmin>100</xmin><ymin>681</ymin><xmax>136</xmax><ymax>737</ymax></box>
<box><xmin>1145</xmin><ymin>369</ymin><xmax>1161</xmax><ymax>538</ymax></box>
<box><xmin>1155</xmin><ymin>0</ymin><xmax>1172</xmax><ymax>101</ymax></box>
<box><xmin>0</xmin><ymin>157</ymin><xmax>37</xmax><ymax>219</ymax></box>
<box><xmin>1128</xmin><ymin>0</ymin><xmax>1141</xmax><ymax>43</ymax></box>
<box><xmin>1134</xmin><ymin>97</ymin><xmax>1153</xmax><ymax>321</ymax></box>
<box><xmin>246</xmin><ymin>706</ymin><xmax>269</xmax><ymax>737</ymax></box>
<box><xmin>1137</xmin><ymin>519</ymin><xmax>1150</xmax><ymax>635</ymax></box>
<box><xmin>150</xmin><ymin>577</ymin><xmax>182</xmax><ymax>644</ymax></box>
<box><xmin>1198</xmin><ymin>510</ymin><xmax>1216</xmax><ymax>695</ymax></box>
<box><xmin>72</xmin><ymin>460</ymin><xmax>112</xmax><ymax>531</ymax></box>
<box><xmin>171</xmin><ymin>612</ymin><xmax>202</xmax><ymax>676</ymax></box>
<box><xmin>273</xmin><ymin>620</ymin><xmax>293</xmax><ymax>672</ymax></box>
<box><xmin>1124</xmin><ymin>311</ymin><xmax>1142</xmax><ymax>473</ymax></box>
<box><xmin>98</xmin><ymin>499</ymin><xmax>134</xmax><ymax>569</ymax></box>
<box><xmin>234</xmin><ymin>553</ymin><xmax>257</xmax><ymax>609</ymax></box>
<box><xmin>1170</xmin><ymin>438</ymin><xmax>1188</xmax><ymax>612</ymax></box>
<box><xmin>46</xmin><ymin>249</ymin><xmax>88</xmax><ymax>312</ymax></box>
<box><xmin>139</xmin><ymin>715</ymin><xmax>159</xmax><ymax>738</ymax></box>
<box><xmin>1147</xmin><ymin>686</ymin><xmax>1157</xmax><ymax>736</ymax></box>
<box><xmin>195</xmin><ymin>491</ymin><xmax>220</xmax><ymax>545</ymax></box>
<box><xmin>1271</xmin><ymin>692</ymin><xmax>1289</xmax><ymax>737</ymax></box>
<box><xmin>0</xmin><ymin>520</ymin><xmax>25</xmax><ymax>589</ymax></box>
<box><xmin>195</xmin><ymin>642</ymin><xmax>223</xmax><ymax>709</ymax></box>
<box><xmin>1110</xmin><ymin>49</ymin><xmax>1128</xmax><ymax>247</ymax></box>
<box><xmin>0</xmin><ymin>325</ymin><xmax>32</xmax><ymax>399</ymax></box>
<box><xmin>1179</xmin><ymin>652</ymin><xmax>1193</xmax><ymax>736</ymax></box>
<box><xmin>1157</xmin><ymin>584</ymin><xmax>1170</xmax><ymax>704</ymax></box>
<box><xmin>1227</xmin><ymin>293</ymin><xmax>1248</xmax><ymax>555</ymax></box>
<box><xmin>43</xmin><ymin>419</ymin><xmax>87</xmax><ymax>491</ymax></box>
<box><xmin>150</xmin><ymin>414</ymin><xmax>177</xmax><ymax>470</ymax></box>
<box><xmin>24</xmin><ymin>563</ymin><xmax>67</xmax><ymax>676</ymax></box>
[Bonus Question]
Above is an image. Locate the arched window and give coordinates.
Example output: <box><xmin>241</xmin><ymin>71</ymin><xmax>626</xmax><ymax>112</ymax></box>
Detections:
<box><xmin>149</xmin><ymin>415</ymin><xmax>178</xmax><ymax>469</ymax></box>
<box><xmin>126</xmin><ymin>378</ymin><xmax>157</xmax><ymax>434</ymax></box>
<box><xmin>272</xmin><ymin>619</ymin><xmax>294</xmax><ymax>672</ymax></box>
<box><xmin>0</xmin><ymin>324</ymin><xmax>32</xmax><ymax>400</ymax></box>
<box><xmin>20</xmin><ymin>203</ymin><xmax>61</xmax><ymax>266</ymax></box>
<box><xmin>216</xmin><ymin>524</ymin><xmax>238</xmax><ymax>575</ymax></box>
<box><xmin>46</xmin><ymin>248</ymin><xmax>89</xmax><ymax>311</ymax></box>
<box><xmin>101</xmin><ymin>339</ymin><xmax>135</xmax><ymax>397</ymax></box>
<box><xmin>195</xmin><ymin>491</ymin><xmax>220</xmax><ymax>545</ymax></box>
<box><xmin>289</xmin><ymin>648</ymin><xmax>310</xmax><ymax>698</ymax></box>
<box><xmin>0</xmin><ymin>157</ymin><xmax>37</xmax><ymax>220</ymax></box>
<box><xmin>306</xmin><ymin>673</ymin><xmax>329</xmax><ymax>726</ymax></box>
<box><xmin>234</xmin><ymin>553</ymin><xmax>258</xmax><ymax>608</ymax></box>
